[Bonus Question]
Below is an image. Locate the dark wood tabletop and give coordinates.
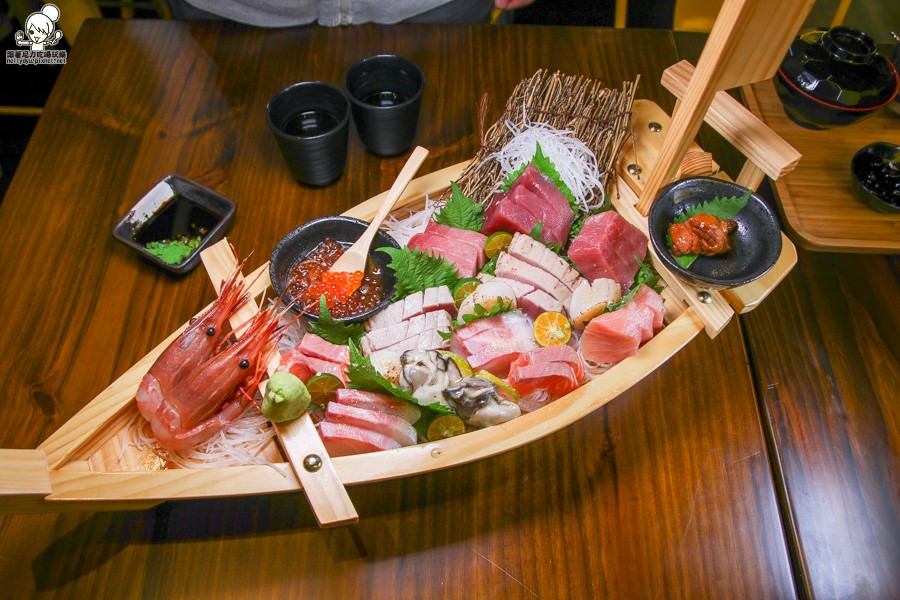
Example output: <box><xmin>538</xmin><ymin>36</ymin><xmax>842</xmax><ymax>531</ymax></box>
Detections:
<box><xmin>0</xmin><ymin>19</ymin><xmax>894</xmax><ymax>599</ymax></box>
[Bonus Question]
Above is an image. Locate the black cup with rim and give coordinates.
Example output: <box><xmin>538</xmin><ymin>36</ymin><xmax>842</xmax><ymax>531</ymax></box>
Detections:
<box><xmin>345</xmin><ymin>55</ymin><xmax>424</xmax><ymax>157</ymax></box>
<box><xmin>266</xmin><ymin>81</ymin><xmax>350</xmax><ymax>186</ymax></box>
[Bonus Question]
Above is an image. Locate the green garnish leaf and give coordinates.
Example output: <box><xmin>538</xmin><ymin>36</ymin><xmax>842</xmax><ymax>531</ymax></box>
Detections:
<box><xmin>378</xmin><ymin>246</ymin><xmax>460</xmax><ymax>301</ymax></box>
<box><xmin>346</xmin><ymin>340</ymin><xmax>453</xmax><ymax>415</ymax></box>
<box><xmin>674</xmin><ymin>190</ymin><xmax>751</xmax><ymax>223</ymax></box>
<box><xmin>608</xmin><ymin>260</ymin><xmax>662</xmax><ymax>312</ymax></box>
<box><xmin>433</xmin><ymin>182</ymin><xmax>484</xmax><ymax>232</ymax></box>
<box><xmin>479</xmin><ymin>254</ymin><xmax>498</xmax><ymax>276</ymax></box>
<box><xmin>666</xmin><ymin>190</ymin><xmax>751</xmax><ymax>268</ymax></box>
<box><xmin>501</xmin><ymin>143</ymin><xmax>579</xmax><ymax>215</ymax></box>
<box><xmin>307</xmin><ymin>296</ymin><xmax>365</xmax><ymax>345</ymax></box>
<box><xmin>528</xmin><ymin>222</ymin><xmax>543</xmax><ymax>241</ymax></box>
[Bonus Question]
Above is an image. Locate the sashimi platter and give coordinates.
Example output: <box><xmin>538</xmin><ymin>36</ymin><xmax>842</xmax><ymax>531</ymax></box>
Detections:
<box><xmin>2</xmin><ymin>67</ymin><xmax>797</xmax><ymax>524</ymax></box>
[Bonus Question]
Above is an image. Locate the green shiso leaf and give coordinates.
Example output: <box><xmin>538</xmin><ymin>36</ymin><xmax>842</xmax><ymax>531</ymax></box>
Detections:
<box><xmin>346</xmin><ymin>340</ymin><xmax>453</xmax><ymax>415</ymax></box>
<box><xmin>673</xmin><ymin>190</ymin><xmax>751</xmax><ymax>224</ymax></box>
<box><xmin>433</xmin><ymin>182</ymin><xmax>484</xmax><ymax>232</ymax></box>
<box><xmin>666</xmin><ymin>190</ymin><xmax>751</xmax><ymax>268</ymax></box>
<box><xmin>377</xmin><ymin>246</ymin><xmax>460</xmax><ymax>301</ymax></box>
<box><xmin>307</xmin><ymin>296</ymin><xmax>365</xmax><ymax>345</ymax></box>
<box><xmin>607</xmin><ymin>260</ymin><xmax>662</xmax><ymax>312</ymax></box>
<box><xmin>528</xmin><ymin>222</ymin><xmax>543</xmax><ymax>241</ymax></box>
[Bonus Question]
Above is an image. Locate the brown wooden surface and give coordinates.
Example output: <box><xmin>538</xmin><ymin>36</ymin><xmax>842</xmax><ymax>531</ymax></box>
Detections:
<box><xmin>742</xmin><ymin>250</ymin><xmax>900</xmax><ymax>599</ymax></box>
<box><xmin>0</xmin><ymin>19</ymin><xmax>814</xmax><ymax>599</ymax></box>
<box><xmin>743</xmin><ymin>78</ymin><xmax>900</xmax><ymax>253</ymax></box>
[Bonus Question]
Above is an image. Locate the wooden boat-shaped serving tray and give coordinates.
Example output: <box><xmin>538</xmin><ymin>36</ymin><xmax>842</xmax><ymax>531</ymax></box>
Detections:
<box><xmin>1</xmin><ymin>94</ymin><xmax>798</xmax><ymax>515</ymax></box>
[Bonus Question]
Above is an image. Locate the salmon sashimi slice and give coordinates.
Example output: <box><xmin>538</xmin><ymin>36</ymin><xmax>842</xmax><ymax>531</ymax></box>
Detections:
<box><xmin>334</xmin><ymin>388</ymin><xmax>421</xmax><ymax>424</ymax></box>
<box><xmin>324</xmin><ymin>402</ymin><xmax>417</xmax><ymax>447</ymax></box>
<box><xmin>319</xmin><ymin>421</ymin><xmax>402</xmax><ymax>457</ymax></box>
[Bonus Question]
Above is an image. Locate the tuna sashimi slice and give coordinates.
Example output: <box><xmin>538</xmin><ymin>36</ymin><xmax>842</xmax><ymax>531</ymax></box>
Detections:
<box><xmin>298</xmin><ymin>333</ymin><xmax>350</xmax><ymax>365</ymax></box>
<box><xmin>335</xmin><ymin>388</ymin><xmax>421</xmax><ymax>424</ymax></box>
<box><xmin>580</xmin><ymin>309</ymin><xmax>644</xmax><ymax>366</ymax></box>
<box><xmin>318</xmin><ymin>421</ymin><xmax>401</xmax><ymax>457</ymax></box>
<box><xmin>496</xmin><ymin>253</ymin><xmax>572</xmax><ymax>306</ymax></box>
<box><xmin>482</xmin><ymin>186</ymin><xmax>542</xmax><ymax>238</ymax></box>
<box><xmin>280</xmin><ymin>351</ymin><xmax>347</xmax><ymax>384</ymax></box>
<box><xmin>567</xmin><ymin>211</ymin><xmax>648</xmax><ymax>287</ymax></box>
<box><xmin>450</xmin><ymin>311</ymin><xmax>536</xmax><ymax>377</ymax></box>
<box><xmin>508</xmin><ymin>233</ymin><xmax>584</xmax><ymax>291</ymax></box>
<box><xmin>325</xmin><ymin>402</ymin><xmax>417</xmax><ymax>447</ymax></box>
<box><xmin>423</xmin><ymin>285</ymin><xmax>456</xmax><ymax>316</ymax></box>
<box><xmin>518</xmin><ymin>289</ymin><xmax>563</xmax><ymax>319</ymax></box>
<box><xmin>508</xmin><ymin>345</ymin><xmax>585</xmax><ymax>398</ymax></box>
<box><xmin>466</xmin><ymin>349</ymin><xmax>523</xmax><ymax>377</ymax></box>
<box><xmin>509</xmin><ymin>361</ymin><xmax>579</xmax><ymax>398</ymax></box>
<box><xmin>632</xmin><ymin>285</ymin><xmax>665</xmax><ymax>332</ymax></box>
<box><xmin>622</xmin><ymin>302</ymin><xmax>655</xmax><ymax>343</ymax></box>
<box><xmin>408</xmin><ymin>221</ymin><xmax>487</xmax><ymax>279</ymax></box>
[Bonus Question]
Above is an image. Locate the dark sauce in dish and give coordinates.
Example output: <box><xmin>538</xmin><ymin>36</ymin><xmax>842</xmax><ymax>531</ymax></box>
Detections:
<box><xmin>135</xmin><ymin>194</ymin><xmax>218</xmax><ymax>245</ymax></box>
<box><xmin>288</xmin><ymin>238</ymin><xmax>384</xmax><ymax>318</ymax></box>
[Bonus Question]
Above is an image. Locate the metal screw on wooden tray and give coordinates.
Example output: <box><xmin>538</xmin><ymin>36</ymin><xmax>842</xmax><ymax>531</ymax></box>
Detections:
<box><xmin>649</xmin><ymin>122</ymin><xmax>663</xmax><ymax>132</ymax></box>
<box><xmin>303</xmin><ymin>454</ymin><xmax>323</xmax><ymax>472</ymax></box>
<box><xmin>698</xmin><ymin>291</ymin><xmax>712</xmax><ymax>304</ymax></box>
<box><xmin>627</xmin><ymin>163</ymin><xmax>642</xmax><ymax>176</ymax></box>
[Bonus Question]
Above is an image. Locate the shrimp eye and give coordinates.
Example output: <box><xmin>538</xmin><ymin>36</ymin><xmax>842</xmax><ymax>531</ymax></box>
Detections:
<box><xmin>206</xmin><ymin>327</ymin><xmax>216</xmax><ymax>336</ymax></box>
<box><xmin>239</xmin><ymin>359</ymin><xmax>250</xmax><ymax>369</ymax></box>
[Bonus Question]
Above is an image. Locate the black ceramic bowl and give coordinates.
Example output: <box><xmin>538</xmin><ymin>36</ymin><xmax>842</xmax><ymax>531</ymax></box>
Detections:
<box><xmin>775</xmin><ymin>27</ymin><xmax>899</xmax><ymax>129</ymax></box>
<box><xmin>113</xmin><ymin>174</ymin><xmax>236</xmax><ymax>275</ymax></box>
<box><xmin>851</xmin><ymin>142</ymin><xmax>900</xmax><ymax>214</ymax></box>
<box><xmin>648</xmin><ymin>177</ymin><xmax>782</xmax><ymax>290</ymax></box>
<box><xmin>269</xmin><ymin>216</ymin><xmax>400</xmax><ymax>322</ymax></box>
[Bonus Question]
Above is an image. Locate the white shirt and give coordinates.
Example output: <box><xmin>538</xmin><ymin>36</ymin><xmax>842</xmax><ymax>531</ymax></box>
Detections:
<box><xmin>184</xmin><ymin>0</ymin><xmax>455</xmax><ymax>26</ymax></box>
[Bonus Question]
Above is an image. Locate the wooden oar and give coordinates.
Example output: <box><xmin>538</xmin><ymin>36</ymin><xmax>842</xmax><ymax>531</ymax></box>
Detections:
<box><xmin>328</xmin><ymin>146</ymin><xmax>429</xmax><ymax>274</ymax></box>
<box><xmin>201</xmin><ymin>242</ymin><xmax>358</xmax><ymax>527</ymax></box>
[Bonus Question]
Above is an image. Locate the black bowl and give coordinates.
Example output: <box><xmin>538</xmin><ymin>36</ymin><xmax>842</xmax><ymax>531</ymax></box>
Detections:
<box><xmin>112</xmin><ymin>174</ymin><xmax>235</xmax><ymax>275</ymax></box>
<box><xmin>648</xmin><ymin>177</ymin><xmax>782</xmax><ymax>290</ymax></box>
<box><xmin>851</xmin><ymin>142</ymin><xmax>900</xmax><ymax>214</ymax></box>
<box><xmin>775</xmin><ymin>27</ymin><xmax>899</xmax><ymax>129</ymax></box>
<box><xmin>269</xmin><ymin>216</ymin><xmax>400</xmax><ymax>322</ymax></box>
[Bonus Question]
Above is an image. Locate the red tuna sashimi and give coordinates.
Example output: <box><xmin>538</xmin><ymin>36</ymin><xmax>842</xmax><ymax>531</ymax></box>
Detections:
<box><xmin>408</xmin><ymin>221</ymin><xmax>487</xmax><ymax>279</ymax></box>
<box><xmin>319</xmin><ymin>421</ymin><xmax>401</xmax><ymax>457</ymax></box>
<box><xmin>279</xmin><ymin>349</ymin><xmax>347</xmax><ymax>383</ymax></box>
<box><xmin>325</xmin><ymin>401</ymin><xmax>417</xmax><ymax>446</ymax></box>
<box><xmin>567</xmin><ymin>211</ymin><xmax>648</xmax><ymax>287</ymax></box>
<box><xmin>451</xmin><ymin>311</ymin><xmax>536</xmax><ymax>377</ymax></box>
<box><xmin>334</xmin><ymin>389</ymin><xmax>421</xmax><ymax>424</ymax></box>
<box><xmin>298</xmin><ymin>333</ymin><xmax>350</xmax><ymax>365</ymax></box>
<box><xmin>508</xmin><ymin>345</ymin><xmax>584</xmax><ymax>398</ymax></box>
<box><xmin>482</xmin><ymin>165</ymin><xmax>575</xmax><ymax>246</ymax></box>
<box><xmin>580</xmin><ymin>309</ymin><xmax>645</xmax><ymax>365</ymax></box>
<box><xmin>631</xmin><ymin>284</ymin><xmax>665</xmax><ymax>332</ymax></box>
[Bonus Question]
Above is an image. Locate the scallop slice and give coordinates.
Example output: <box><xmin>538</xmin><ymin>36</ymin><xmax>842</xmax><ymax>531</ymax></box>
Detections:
<box><xmin>568</xmin><ymin>278</ymin><xmax>622</xmax><ymax>330</ymax></box>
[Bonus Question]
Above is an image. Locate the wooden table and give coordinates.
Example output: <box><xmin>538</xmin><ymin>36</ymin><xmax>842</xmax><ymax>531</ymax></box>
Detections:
<box><xmin>0</xmin><ymin>20</ymin><xmax>894</xmax><ymax>599</ymax></box>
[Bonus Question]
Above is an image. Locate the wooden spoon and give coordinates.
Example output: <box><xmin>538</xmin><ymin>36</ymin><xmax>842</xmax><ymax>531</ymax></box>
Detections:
<box><xmin>328</xmin><ymin>146</ymin><xmax>429</xmax><ymax>274</ymax></box>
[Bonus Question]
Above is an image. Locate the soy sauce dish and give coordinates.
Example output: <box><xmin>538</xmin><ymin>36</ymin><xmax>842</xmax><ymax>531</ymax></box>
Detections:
<box><xmin>113</xmin><ymin>175</ymin><xmax>235</xmax><ymax>275</ymax></box>
<box><xmin>269</xmin><ymin>216</ymin><xmax>400</xmax><ymax>322</ymax></box>
<box><xmin>648</xmin><ymin>177</ymin><xmax>782</xmax><ymax>290</ymax></box>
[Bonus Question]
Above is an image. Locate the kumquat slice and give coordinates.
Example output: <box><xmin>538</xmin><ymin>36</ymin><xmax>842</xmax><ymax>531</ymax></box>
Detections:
<box><xmin>533</xmin><ymin>311</ymin><xmax>573</xmax><ymax>347</ymax></box>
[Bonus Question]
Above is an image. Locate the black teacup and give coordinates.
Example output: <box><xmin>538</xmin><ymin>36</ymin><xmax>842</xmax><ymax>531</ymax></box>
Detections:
<box><xmin>345</xmin><ymin>55</ymin><xmax>424</xmax><ymax>157</ymax></box>
<box><xmin>266</xmin><ymin>81</ymin><xmax>350</xmax><ymax>186</ymax></box>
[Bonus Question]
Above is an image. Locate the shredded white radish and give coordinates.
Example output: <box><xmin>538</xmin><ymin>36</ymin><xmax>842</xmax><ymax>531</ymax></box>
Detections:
<box><xmin>131</xmin><ymin>406</ymin><xmax>278</xmax><ymax>470</ymax></box>
<box><xmin>382</xmin><ymin>193</ymin><xmax>440</xmax><ymax>247</ymax></box>
<box><xmin>484</xmin><ymin>120</ymin><xmax>606</xmax><ymax>212</ymax></box>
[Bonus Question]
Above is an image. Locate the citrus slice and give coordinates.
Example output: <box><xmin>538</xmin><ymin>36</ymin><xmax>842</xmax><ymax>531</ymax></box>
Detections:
<box><xmin>305</xmin><ymin>373</ymin><xmax>344</xmax><ymax>402</ymax></box>
<box><xmin>533</xmin><ymin>311</ymin><xmax>572</xmax><ymax>347</ymax></box>
<box><xmin>452</xmin><ymin>277</ymin><xmax>480</xmax><ymax>306</ymax></box>
<box><xmin>438</xmin><ymin>350</ymin><xmax>474</xmax><ymax>378</ymax></box>
<box><xmin>426</xmin><ymin>415</ymin><xmax>466</xmax><ymax>441</ymax></box>
<box><xmin>474</xmin><ymin>369</ymin><xmax>520</xmax><ymax>401</ymax></box>
<box><xmin>483</xmin><ymin>231</ymin><xmax>513</xmax><ymax>259</ymax></box>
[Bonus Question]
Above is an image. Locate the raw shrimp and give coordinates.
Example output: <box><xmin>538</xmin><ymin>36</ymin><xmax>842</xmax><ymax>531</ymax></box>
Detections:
<box><xmin>136</xmin><ymin>268</ymin><xmax>282</xmax><ymax>451</ymax></box>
